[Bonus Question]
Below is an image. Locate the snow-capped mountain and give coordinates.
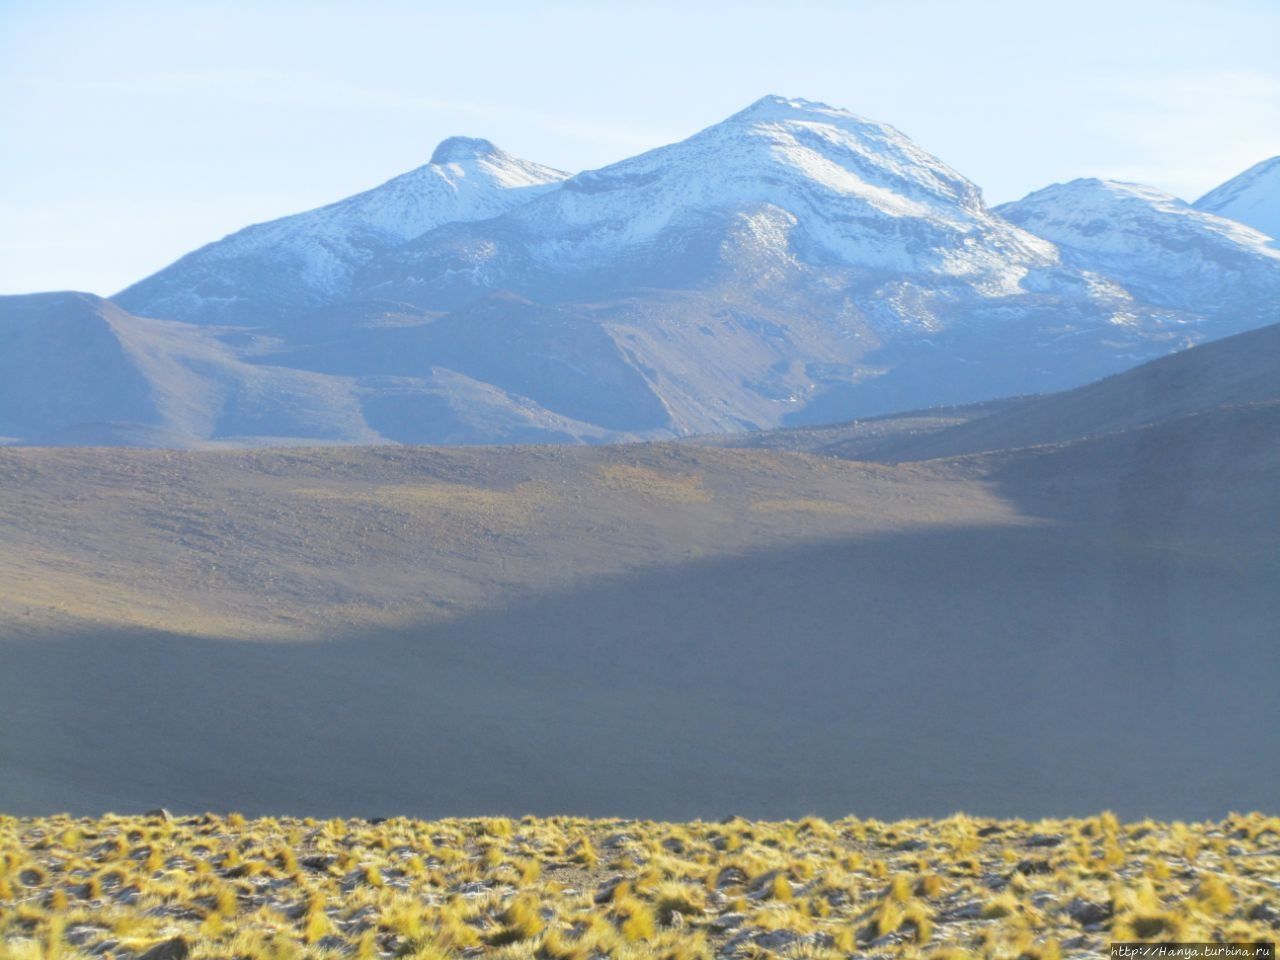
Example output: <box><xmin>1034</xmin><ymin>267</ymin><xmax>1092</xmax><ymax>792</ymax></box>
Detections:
<box><xmin>1194</xmin><ymin>156</ymin><xmax>1280</xmax><ymax>240</ymax></box>
<box><xmin>115</xmin><ymin>139</ymin><xmax>568</xmax><ymax>326</ymax></box>
<box><xmin>9</xmin><ymin>97</ymin><xmax>1280</xmax><ymax>447</ymax></box>
<box><xmin>355</xmin><ymin>97</ymin><xmax>1075</xmax><ymax>311</ymax></box>
<box><xmin>996</xmin><ymin>178</ymin><xmax>1280</xmax><ymax>324</ymax></box>
<box><xmin>425</xmin><ymin>96</ymin><xmax>1056</xmax><ymax>283</ymax></box>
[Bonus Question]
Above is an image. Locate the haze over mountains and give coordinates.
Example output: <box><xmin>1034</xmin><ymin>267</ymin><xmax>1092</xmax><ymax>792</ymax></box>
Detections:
<box><xmin>4</xmin><ymin>96</ymin><xmax>1278</xmax><ymax>447</ymax></box>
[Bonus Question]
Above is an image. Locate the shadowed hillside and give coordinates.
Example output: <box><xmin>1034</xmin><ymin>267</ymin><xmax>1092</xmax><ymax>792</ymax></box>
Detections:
<box><xmin>2</xmin><ymin>414</ymin><xmax>1276</xmax><ymax>820</ymax></box>
<box><xmin>842</xmin><ymin>322</ymin><xmax>1280</xmax><ymax>462</ymax></box>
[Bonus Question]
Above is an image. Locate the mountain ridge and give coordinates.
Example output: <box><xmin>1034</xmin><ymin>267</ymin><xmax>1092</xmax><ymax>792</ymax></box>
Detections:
<box><xmin>114</xmin><ymin>139</ymin><xmax>569</xmax><ymax>326</ymax></box>
<box><xmin>995</xmin><ymin>177</ymin><xmax>1280</xmax><ymax>318</ymax></box>
<box><xmin>1194</xmin><ymin>155</ymin><xmax>1280</xmax><ymax>239</ymax></box>
<box><xmin>8</xmin><ymin>97</ymin><xmax>1280</xmax><ymax>447</ymax></box>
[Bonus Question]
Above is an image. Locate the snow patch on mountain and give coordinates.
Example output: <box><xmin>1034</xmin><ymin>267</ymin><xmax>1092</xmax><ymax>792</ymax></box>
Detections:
<box><xmin>1194</xmin><ymin>156</ymin><xmax>1280</xmax><ymax>241</ymax></box>
<box><xmin>501</xmin><ymin>95</ymin><xmax>1058</xmax><ymax>289</ymax></box>
<box><xmin>996</xmin><ymin>178</ymin><xmax>1280</xmax><ymax>313</ymax></box>
<box><xmin>115</xmin><ymin>140</ymin><xmax>568</xmax><ymax>324</ymax></box>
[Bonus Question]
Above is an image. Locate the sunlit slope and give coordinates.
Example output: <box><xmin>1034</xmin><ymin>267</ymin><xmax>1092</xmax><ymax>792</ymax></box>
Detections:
<box><xmin>0</xmin><ymin>443</ymin><xmax>1017</xmax><ymax>639</ymax></box>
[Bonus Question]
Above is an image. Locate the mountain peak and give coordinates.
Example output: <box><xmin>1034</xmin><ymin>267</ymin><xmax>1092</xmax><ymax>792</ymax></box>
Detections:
<box><xmin>430</xmin><ymin>136</ymin><xmax>502</xmax><ymax>165</ymax></box>
<box><xmin>996</xmin><ymin>174</ymin><xmax>1280</xmax><ymax>313</ymax></box>
<box><xmin>725</xmin><ymin>95</ymin><xmax>900</xmax><ymax>136</ymax></box>
<box><xmin>730</xmin><ymin>95</ymin><xmax>843</xmax><ymax>121</ymax></box>
<box><xmin>1038</xmin><ymin>178</ymin><xmax>1172</xmax><ymax>198</ymax></box>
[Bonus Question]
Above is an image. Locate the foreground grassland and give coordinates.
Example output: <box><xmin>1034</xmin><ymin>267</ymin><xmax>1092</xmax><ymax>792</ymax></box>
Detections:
<box><xmin>2</xmin><ymin>812</ymin><xmax>1277</xmax><ymax>960</ymax></box>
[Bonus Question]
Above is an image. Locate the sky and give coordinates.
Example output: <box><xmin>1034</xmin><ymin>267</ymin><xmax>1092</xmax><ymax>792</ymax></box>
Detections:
<box><xmin>2</xmin><ymin>0</ymin><xmax>1279</xmax><ymax>296</ymax></box>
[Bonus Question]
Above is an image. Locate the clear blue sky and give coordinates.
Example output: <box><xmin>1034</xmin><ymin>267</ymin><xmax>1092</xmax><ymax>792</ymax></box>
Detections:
<box><xmin>3</xmin><ymin>0</ymin><xmax>1278</xmax><ymax>296</ymax></box>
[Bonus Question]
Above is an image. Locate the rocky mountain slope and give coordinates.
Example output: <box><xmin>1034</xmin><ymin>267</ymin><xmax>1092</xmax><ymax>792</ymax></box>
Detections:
<box><xmin>7</xmin><ymin>98</ymin><xmax>1280</xmax><ymax>446</ymax></box>
<box><xmin>0</xmin><ymin>292</ymin><xmax>626</xmax><ymax>447</ymax></box>
<box><xmin>0</xmin><ymin>292</ymin><xmax>379</xmax><ymax>447</ymax></box>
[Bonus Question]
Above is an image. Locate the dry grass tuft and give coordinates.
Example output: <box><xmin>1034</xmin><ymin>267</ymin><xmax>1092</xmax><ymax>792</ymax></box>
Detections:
<box><xmin>1</xmin><ymin>811</ymin><xmax>1277</xmax><ymax>960</ymax></box>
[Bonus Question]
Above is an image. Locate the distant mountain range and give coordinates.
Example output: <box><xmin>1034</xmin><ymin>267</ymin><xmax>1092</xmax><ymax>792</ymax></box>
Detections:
<box><xmin>4</xmin><ymin>95</ymin><xmax>1278</xmax><ymax>447</ymax></box>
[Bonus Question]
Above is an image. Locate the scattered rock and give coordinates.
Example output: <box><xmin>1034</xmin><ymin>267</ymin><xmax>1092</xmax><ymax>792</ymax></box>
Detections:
<box><xmin>1016</xmin><ymin>858</ymin><xmax>1053</xmax><ymax>875</ymax></box>
<box><xmin>977</xmin><ymin>825</ymin><xmax>1005</xmax><ymax>837</ymax></box>
<box><xmin>137</xmin><ymin>936</ymin><xmax>189</xmax><ymax>960</ymax></box>
<box><xmin>869</xmin><ymin>929</ymin><xmax>912</xmax><ymax>949</ymax></box>
<box><xmin>277</xmin><ymin>901</ymin><xmax>309</xmax><ymax>921</ymax></box>
<box><xmin>746</xmin><ymin>869</ymin><xmax>786</xmax><ymax>899</ymax></box>
<box><xmin>727</xmin><ymin>926</ymin><xmax>835</xmax><ymax>955</ymax></box>
<box><xmin>1247</xmin><ymin>902</ymin><xmax>1279</xmax><ymax>926</ymax></box>
<box><xmin>982</xmin><ymin>871</ymin><xmax>1010</xmax><ymax>890</ymax></box>
<box><xmin>938</xmin><ymin>900</ymin><xmax>985</xmax><ymax>922</ymax></box>
<box><xmin>339</xmin><ymin>906</ymin><xmax>380</xmax><ymax>935</ymax></box>
<box><xmin>723</xmin><ymin>927</ymin><xmax>809</xmax><ymax>955</ymax></box>
<box><xmin>65</xmin><ymin>924</ymin><xmax>110</xmax><ymax>947</ymax></box>
<box><xmin>1024</xmin><ymin>834</ymin><xmax>1065</xmax><ymax>848</ymax></box>
<box><xmin>594</xmin><ymin>875</ymin><xmax>627</xmax><ymax>903</ymax></box>
<box><xmin>114</xmin><ymin>885</ymin><xmax>142</xmax><ymax>905</ymax></box>
<box><xmin>711</xmin><ymin>912</ymin><xmax>746</xmax><ymax>932</ymax></box>
<box><xmin>143</xmin><ymin>904</ymin><xmax>205</xmax><ymax>923</ymax></box>
<box><xmin>715</xmin><ymin>866</ymin><xmax>748</xmax><ymax>889</ymax></box>
<box><xmin>1066</xmin><ymin>897</ymin><xmax>1112</xmax><ymax>927</ymax></box>
<box><xmin>754</xmin><ymin>929</ymin><xmax>804</xmax><ymax>951</ymax></box>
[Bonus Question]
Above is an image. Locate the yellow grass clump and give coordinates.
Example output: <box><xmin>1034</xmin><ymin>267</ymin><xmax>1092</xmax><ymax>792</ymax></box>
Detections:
<box><xmin>1</xmin><ymin>811</ymin><xmax>1277</xmax><ymax>960</ymax></box>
